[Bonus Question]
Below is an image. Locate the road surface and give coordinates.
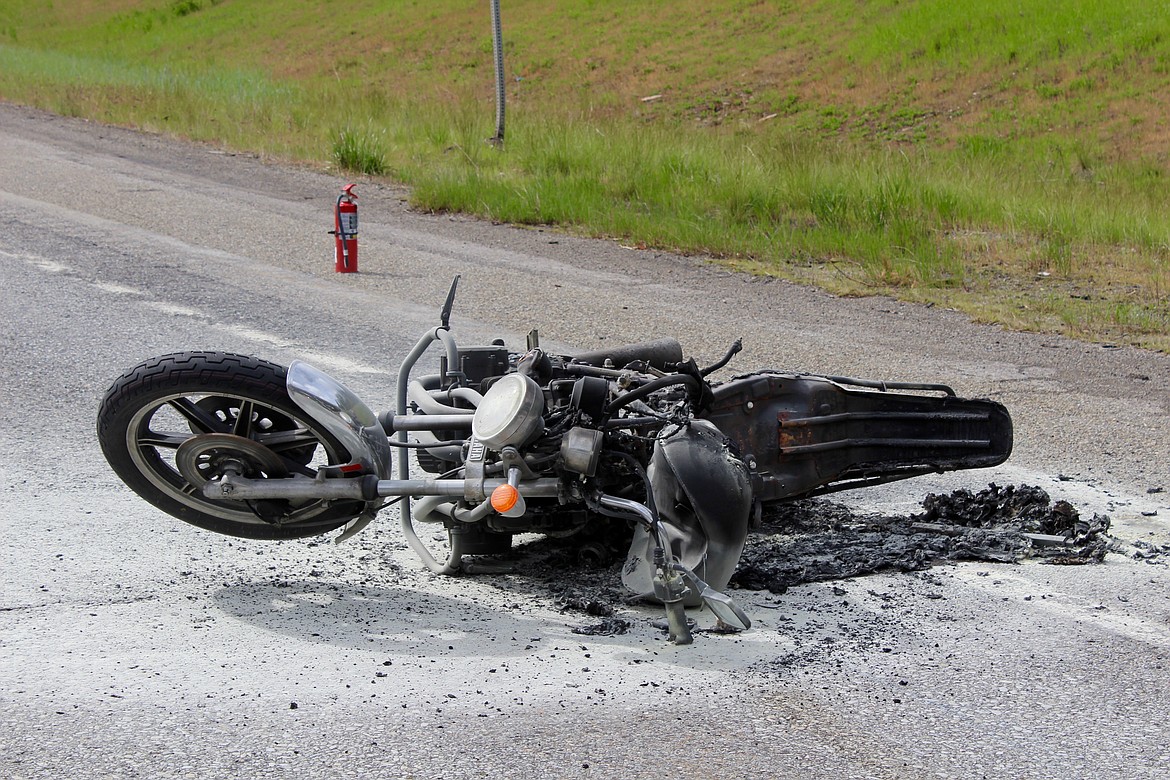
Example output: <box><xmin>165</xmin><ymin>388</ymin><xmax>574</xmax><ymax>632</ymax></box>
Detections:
<box><xmin>2</xmin><ymin>103</ymin><xmax>1168</xmax><ymax>779</ymax></box>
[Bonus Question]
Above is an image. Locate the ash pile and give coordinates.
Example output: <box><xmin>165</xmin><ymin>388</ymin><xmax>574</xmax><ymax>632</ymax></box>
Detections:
<box><xmin>505</xmin><ymin>483</ymin><xmax>1164</xmax><ymax>627</ymax></box>
<box><xmin>731</xmin><ymin>483</ymin><xmax>1120</xmax><ymax>594</ymax></box>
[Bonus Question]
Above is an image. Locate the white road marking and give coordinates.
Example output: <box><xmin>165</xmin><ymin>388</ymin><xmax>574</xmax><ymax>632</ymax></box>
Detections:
<box><xmin>0</xmin><ymin>247</ymin><xmax>70</xmax><ymax>273</ymax></box>
<box><xmin>215</xmin><ymin>324</ymin><xmax>385</xmax><ymax>375</ymax></box>
<box><xmin>91</xmin><ymin>281</ymin><xmax>145</xmax><ymax>296</ymax></box>
<box><xmin>140</xmin><ymin>300</ymin><xmax>202</xmax><ymax>318</ymax></box>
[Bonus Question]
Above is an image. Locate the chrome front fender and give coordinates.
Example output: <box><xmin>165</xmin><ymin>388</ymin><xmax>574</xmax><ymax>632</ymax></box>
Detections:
<box><xmin>286</xmin><ymin>361</ymin><xmax>394</xmax><ymax>478</ymax></box>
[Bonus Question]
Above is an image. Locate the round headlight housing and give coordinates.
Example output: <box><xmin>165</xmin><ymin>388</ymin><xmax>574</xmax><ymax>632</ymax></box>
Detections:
<box><xmin>472</xmin><ymin>373</ymin><xmax>545</xmax><ymax>449</ymax></box>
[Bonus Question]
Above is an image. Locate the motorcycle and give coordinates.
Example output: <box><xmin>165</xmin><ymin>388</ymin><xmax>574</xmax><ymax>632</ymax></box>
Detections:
<box><xmin>97</xmin><ymin>276</ymin><xmax>1012</xmax><ymax>643</ymax></box>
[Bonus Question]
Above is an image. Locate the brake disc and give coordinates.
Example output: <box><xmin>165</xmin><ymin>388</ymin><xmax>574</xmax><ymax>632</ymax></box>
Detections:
<box><xmin>176</xmin><ymin>433</ymin><xmax>288</xmax><ymax>488</ymax></box>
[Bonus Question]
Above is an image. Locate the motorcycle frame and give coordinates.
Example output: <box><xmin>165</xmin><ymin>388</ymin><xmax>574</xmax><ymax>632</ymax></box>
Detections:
<box><xmin>198</xmin><ymin>323</ymin><xmax>726</xmax><ymax>641</ymax></box>
<box><xmin>192</xmin><ymin>302</ymin><xmax>1007</xmax><ymax>644</ymax></box>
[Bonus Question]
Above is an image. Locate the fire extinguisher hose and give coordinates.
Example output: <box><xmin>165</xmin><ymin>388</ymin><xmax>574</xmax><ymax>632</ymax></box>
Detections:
<box><xmin>335</xmin><ymin>193</ymin><xmax>350</xmax><ymax>270</ymax></box>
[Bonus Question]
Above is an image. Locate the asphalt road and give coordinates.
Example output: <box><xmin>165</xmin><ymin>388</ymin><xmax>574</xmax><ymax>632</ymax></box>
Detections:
<box><xmin>2</xmin><ymin>103</ymin><xmax>1168</xmax><ymax>780</ymax></box>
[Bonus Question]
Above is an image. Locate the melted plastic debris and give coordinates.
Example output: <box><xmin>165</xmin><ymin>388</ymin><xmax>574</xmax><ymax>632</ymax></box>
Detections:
<box><xmin>731</xmin><ymin>483</ymin><xmax>1114</xmax><ymax>594</ymax></box>
<box><xmin>490</xmin><ymin>484</ymin><xmax>1162</xmax><ymax>622</ymax></box>
<box><xmin>572</xmin><ymin>618</ymin><xmax>632</xmax><ymax>636</ymax></box>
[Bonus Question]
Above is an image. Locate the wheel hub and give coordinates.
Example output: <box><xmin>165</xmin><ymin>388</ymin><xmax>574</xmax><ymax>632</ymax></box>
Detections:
<box><xmin>176</xmin><ymin>433</ymin><xmax>288</xmax><ymax>488</ymax></box>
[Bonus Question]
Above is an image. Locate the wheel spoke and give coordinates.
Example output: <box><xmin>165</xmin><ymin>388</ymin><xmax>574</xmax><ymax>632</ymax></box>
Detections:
<box><xmin>139</xmin><ymin>429</ymin><xmax>195</xmax><ymax>450</ymax></box>
<box><xmin>255</xmin><ymin>428</ymin><xmax>322</xmax><ymax>452</ymax></box>
<box><xmin>168</xmin><ymin>397</ymin><xmax>229</xmax><ymax>434</ymax></box>
<box><xmin>232</xmin><ymin>400</ymin><xmax>256</xmax><ymax>437</ymax></box>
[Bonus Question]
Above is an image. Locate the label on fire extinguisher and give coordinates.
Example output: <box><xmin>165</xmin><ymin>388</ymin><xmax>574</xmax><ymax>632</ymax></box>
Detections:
<box><xmin>339</xmin><ymin>212</ymin><xmax>358</xmax><ymax>235</ymax></box>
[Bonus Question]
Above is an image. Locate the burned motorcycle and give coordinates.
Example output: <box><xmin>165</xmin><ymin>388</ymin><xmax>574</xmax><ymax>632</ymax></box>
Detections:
<box><xmin>97</xmin><ymin>277</ymin><xmax>1012</xmax><ymax>643</ymax></box>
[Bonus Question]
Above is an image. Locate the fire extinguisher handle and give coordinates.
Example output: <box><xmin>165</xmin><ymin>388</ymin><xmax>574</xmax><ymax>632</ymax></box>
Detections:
<box><xmin>342</xmin><ymin>183</ymin><xmax>357</xmax><ymax>198</ymax></box>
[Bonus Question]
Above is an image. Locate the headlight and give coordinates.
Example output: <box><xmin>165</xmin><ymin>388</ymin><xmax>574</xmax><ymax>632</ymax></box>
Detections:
<box><xmin>472</xmin><ymin>373</ymin><xmax>545</xmax><ymax>449</ymax></box>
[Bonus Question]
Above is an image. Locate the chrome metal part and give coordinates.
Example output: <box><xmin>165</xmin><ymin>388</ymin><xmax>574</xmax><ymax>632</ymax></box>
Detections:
<box><xmin>594</xmin><ymin>492</ymin><xmax>655</xmax><ymax>528</ymax></box>
<box><xmin>593</xmin><ymin>492</ymin><xmax>673</xmax><ymax>566</ymax></box>
<box><xmin>202</xmin><ymin>472</ymin><xmax>375</xmax><ymax>502</ymax></box>
<box><xmin>287</xmin><ymin>361</ymin><xmax>393</xmax><ymax>478</ymax></box>
<box><xmin>674</xmin><ymin>565</ymin><xmax>751</xmax><ymax>631</ymax></box>
<box><xmin>472</xmin><ymin>373</ymin><xmax>545</xmax><ymax>449</ymax></box>
<box><xmin>395</xmin><ymin>327</ymin><xmax>467</xmax><ymax>575</ymax></box>
<box><xmin>333</xmin><ymin>507</ymin><xmax>379</xmax><ymax>544</ymax></box>
<box><xmin>199</xmin><ymin>474</ymin><xmax>560</xmax><ymax>501</ymax></box>
<box><xmin>407</xmin><ymin>377</ymin><xmax>481</xmax><ymax>415</ymax></box>
<box><xmin>653</xmin><ymin>566</ymin><xmax>693</xmax><ymax>645</ymax></box>
<box><xmin>380</xmin><ymin>477</ymin><xmax>559</xmax><ymax>498</ymax></box>
<box><xmin>381</xmin><ymin>413</ymin><xmax>475</xmax><ymax>432</ymax></box>
<box><xmin>499</xmin><ymin>446</ymin><xmax>537</xmax><ymax>479</ymax></box>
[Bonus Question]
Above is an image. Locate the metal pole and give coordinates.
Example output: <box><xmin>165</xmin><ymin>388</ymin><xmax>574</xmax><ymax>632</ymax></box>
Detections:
<box><xmin>490</xmin><ymin>0</ymin><xmax>505</xmax><ymax>143</ymax></box>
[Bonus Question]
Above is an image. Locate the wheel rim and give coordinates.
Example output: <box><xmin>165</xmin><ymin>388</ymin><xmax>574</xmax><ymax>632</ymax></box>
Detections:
<box><xmin>125</xmin><ymin>391</ymin><xmax>347</xmax><ymax>525</ymax></box>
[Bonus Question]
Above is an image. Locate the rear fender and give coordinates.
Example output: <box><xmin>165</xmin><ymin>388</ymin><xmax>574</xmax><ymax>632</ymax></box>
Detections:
<box><xmin>703</xmin><ymin>372</ymin><xmax>1012</xmax><ymax>503</ymax></box>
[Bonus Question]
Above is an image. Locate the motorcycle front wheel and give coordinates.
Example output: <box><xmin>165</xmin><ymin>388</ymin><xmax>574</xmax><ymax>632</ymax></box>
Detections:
<box><xmin>97</xmin><ymin>351</ymin><xmax>365</xmax><ymax>539</ymax></box>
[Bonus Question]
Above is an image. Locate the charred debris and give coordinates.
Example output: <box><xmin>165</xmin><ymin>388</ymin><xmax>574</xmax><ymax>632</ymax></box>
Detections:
<box><xmin>506</xmin><ymin>483</ymin><xmax>1165</xmax><ymax>623</ymax></box>
<box><xmin>732</xmin><ymin>483</ymin><xmax>1119</xmax><ymax>594</ymax></box>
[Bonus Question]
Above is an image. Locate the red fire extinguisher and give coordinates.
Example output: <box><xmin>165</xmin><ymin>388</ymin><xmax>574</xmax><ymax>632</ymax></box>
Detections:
<box><xmin>332</xmin><ymin>183</ymin><xmax>358</xmax><ymax>273</ymax></box>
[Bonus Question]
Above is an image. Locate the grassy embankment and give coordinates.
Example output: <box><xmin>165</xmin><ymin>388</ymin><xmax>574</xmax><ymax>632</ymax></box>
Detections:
<box><xmin>2</xmin><ymin>1</ymin><xmax>1169</xmax><ymax>349</ymax></box>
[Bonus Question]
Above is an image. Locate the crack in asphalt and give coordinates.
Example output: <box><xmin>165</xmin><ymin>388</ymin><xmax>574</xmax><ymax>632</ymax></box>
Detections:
<box><xmin>0</xmin><ymin>594</ymin><xmax>160</xmax><ymax>613</ymax></box>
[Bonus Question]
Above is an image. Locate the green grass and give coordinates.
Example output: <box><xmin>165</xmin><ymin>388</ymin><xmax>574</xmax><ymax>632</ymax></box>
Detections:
<box><xmin>331</xmin><ymin>126</ymin><xmax>388</xmax><ymax>176</ymax></box>
<box><xmin>2</xmin><ymin>1</ymin><xmax>1169</xmax><ymax>349</ymax></box>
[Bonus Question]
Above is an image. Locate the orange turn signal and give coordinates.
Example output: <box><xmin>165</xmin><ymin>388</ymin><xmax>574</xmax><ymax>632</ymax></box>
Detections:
<box><xmin>490</xmin><ymin>484</ymin><xmax>520</xmax><ymax>513</ymax></box>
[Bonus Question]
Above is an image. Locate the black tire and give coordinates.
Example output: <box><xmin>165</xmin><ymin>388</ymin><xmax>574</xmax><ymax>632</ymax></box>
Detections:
<box><xmin>97</xmin><ymin>351</ymin><xmax>365</xmax><ymax>539</ymax></box>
